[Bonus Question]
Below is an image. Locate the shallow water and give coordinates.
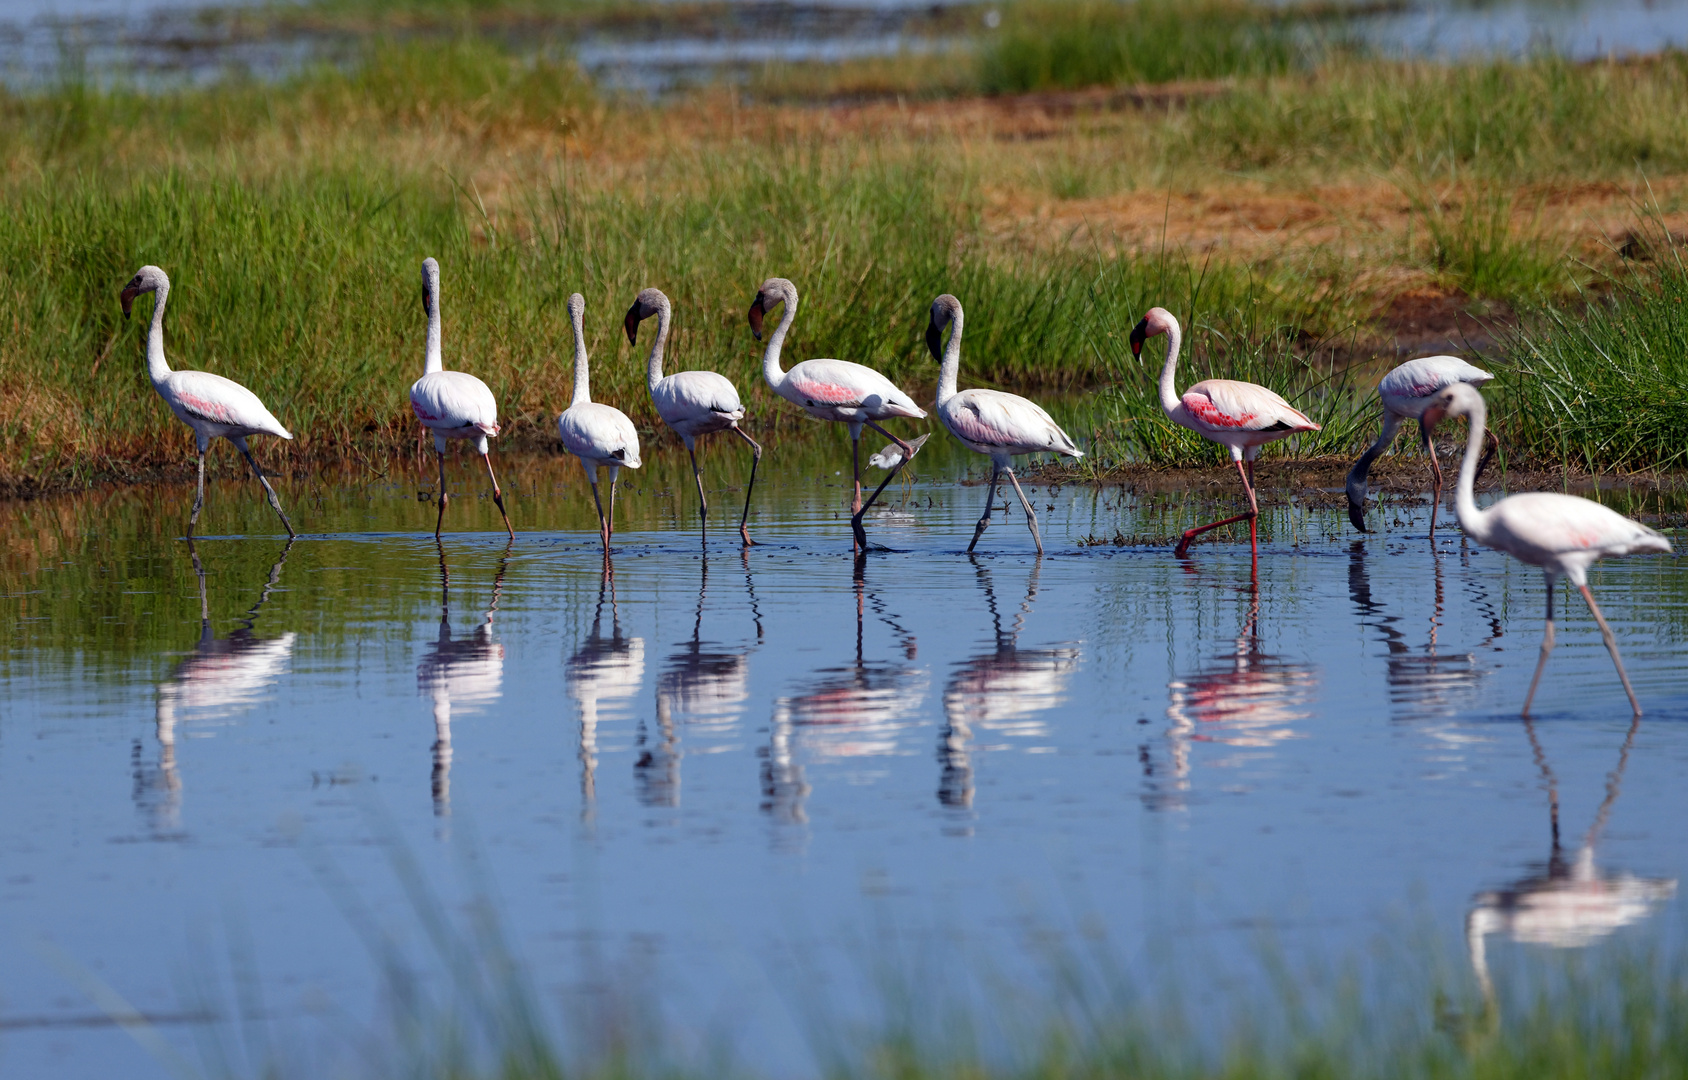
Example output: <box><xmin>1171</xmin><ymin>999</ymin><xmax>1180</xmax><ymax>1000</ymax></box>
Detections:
<box><xmin>1</xmin><ymin>443</ymin><xmax>1686</xmax><ymax>1077</ymax></box>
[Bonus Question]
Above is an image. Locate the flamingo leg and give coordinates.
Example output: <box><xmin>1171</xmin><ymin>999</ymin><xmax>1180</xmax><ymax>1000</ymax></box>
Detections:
<box><xmin>434</xmin><ymin>450</ymin><xmax>450</xmax><ymax>539</ymax></box>
<box><xmin>851</xmin><ymin>429</ymin><xmax>863</xmax><ymax>518</ymax></box>
<box><xmin>1522</xmin><ymin>583</ymin><xmax>1557</xmax><ymax>717</ymax></box>
<box><xmin>481</xmin><ymin>452</ymin><xmax>514</xmax><ymax>542</ymax></box>
<box><xmin>1005</xmin><ymin>467</ymin><xmax>1043</xmax><ymax>556</ymax></box>
<box><xmin>1578</xmin><ymin>584</ymin><xmax>1643</xmax><ymax>716</ymax></box>
<box><xmin>1173</xmin><ymin>459</ymin><xmax>1258</xmax><ymax>558</ymax></box>
<box><xmin>1421</xmin><ymin>422</ymin><xmax>1445</xmax><ymax>539</ymax></box>
<box><xmin>731</xmin><ymin>426</ymin><xmax>762</xmax><ymax>547</ymax></box>
<box><xmin>688</xmin><ymin>445</ymin><xmax>709</xmax><ymax>527</ymax></box>
<box><xmin>968</xmin><ymin>464</ymin><xmax>1003</xmax><ymax>553</ymax></box>
<box><xmin>236</xmin><ymin>441</ymin><xmax>297</xmax><ymax>539</ymax></box>
<box><xmin>588</xmin><ymin>474</ymin><xmax>609</xmax><ymax>551</ymax></box>
<box><xmin>608</xmin><ymin>472</ymin><xmax>619</xmax><ymax>544</ymax></box>
<box><xmin>1245</xmin><ymin>459</ymin><xmax>1259</xmax><ymax>555</ymax></box>
<box><xmin>863</xmin><ymin>419</ymin><xmax>917</xmax><ymax>461</ymax></box>
<box><xmin>188</xmin><ymin>446</ymin><xmax>207</xmax><ymax>537</ymax></box>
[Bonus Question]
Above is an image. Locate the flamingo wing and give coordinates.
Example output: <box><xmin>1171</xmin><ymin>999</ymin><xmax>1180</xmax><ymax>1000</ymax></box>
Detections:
<box><xmin>163</xmin><ymin>371</ymin><xmax>292</xmax><ymax>438</ymax></box>
<box><xmin>1489</xmin><ymin>493</ymin><xmax>1671</xmax><ymax>559</ymax></box>
<box><xmin>1379</xmin><ymin>355</ymin><xmax>1494</xmax><ymax>403</ymax></box>
<box><xmin>787</xmin><ymin>359</ymin><xmax>925</xmax><ymax>418</ymax></box>
<box><xmin>411</xmin><ymin>370</ymin><xmax>500</xmax><ymax>434</ymax></box>
<box><xmin>943</xmin><ymin>389</ymin><xmax>1082</xmax><ymax>456</ymax></box>
<box><xmin>654</xmin><ymin>370</ymin><xmax>744</xmax><ymax>423</ymax></box>
<box><xmin>559</xmin><ymin>402</ymin><xmax>643</xmax><ymax>468</ymax></box>
<box><xmin>1183</xmin><ymin>379</ymin><xmax>1320</xmax><ymax>433</ymax></box>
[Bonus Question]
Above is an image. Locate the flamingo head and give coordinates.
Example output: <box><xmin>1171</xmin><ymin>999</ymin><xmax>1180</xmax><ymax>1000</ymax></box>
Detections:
<box><xmin>566</xmin><ymin>292</ymin><xmax>586</xmax><ymax>330</ymax></box>
<box><xmin>926</xmin><ymin>294</ymin><xmax>961</xmax><ymax>361</ymax></box>
<box><xmin>748</xmin><ymin>277</ymin><xmax>794</xmax><ymax>341</ymax></box>
<box><xmin>420</xmin><ymin>257</ymin><xmax>440</xmax><ymax>318</ymax></box>
<box><xmin>119</xmin><ymin>265</ymin><xmax>168</xmax><ymax>319</ymax></box>
<box><xmin>1128</xmin><ymin>306</ymin><xmax>1177</xmax><ymax>359</ymax></box>
<box><xmin>624</xmin><ymin>287</ymin><xmax>668</xmax><ymax>345</ymax></box>
<box><xmin>1420</xmin><ymin>381</ymin><xmax>1484</xmax><ymax>433</ymax></box>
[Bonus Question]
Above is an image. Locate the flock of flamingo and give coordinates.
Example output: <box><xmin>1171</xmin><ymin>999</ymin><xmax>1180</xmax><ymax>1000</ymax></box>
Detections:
<box><xmin>118</xmin><ymin>258</ymin><xmax>1673</xmax><ymax>716</ymax></box>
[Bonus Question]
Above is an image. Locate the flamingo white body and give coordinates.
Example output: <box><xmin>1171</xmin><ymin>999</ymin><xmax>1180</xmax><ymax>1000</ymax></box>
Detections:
<box><xmin>1424</xmin><ymin>382</ymin><xmax>1671</xmax><ymax>715</ymax></box>
<box><xmin>119</xmin><ymin>265</ymin><xmax>296</xmax><ymax>538</ymax></box>
<box><xmin>1130</xmin><ymin>307</ymin><xmax>1320</xmax><ymax>558</ymax></box>
<box><xmin>625</xmin><ymin>287</ymin><xmax>763</xmax><ymax>545</ymax></box>
<box><xmin>558</xmin><ymin>293</ymin><xmax>642</xmax><ymax>550</ymax></box>
<box><xmin>749</xmin><ymin>276</ymin><xmax>926</xmax><ymax>548</ymax></box>
<box><xmin>410</xmin><ymin>257</ymin><xmax>514</xmax><ymax>540</ymax></box>
<box><xmin>928</xmin><ymin>294</ymin><xmax>1082</xmax><ymax>555</ymax></box>
<box><xmin>1347</xmin><ymin>354</ymin><xmax>1495</xmax><ymax>533</ymax></box>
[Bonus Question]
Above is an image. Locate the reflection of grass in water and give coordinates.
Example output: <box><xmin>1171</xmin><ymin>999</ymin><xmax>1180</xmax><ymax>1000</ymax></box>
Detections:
<box><xmin>159</xmin><ymin>829</ymin><xmax>1688</xmax><ymax>1080</ymax></box>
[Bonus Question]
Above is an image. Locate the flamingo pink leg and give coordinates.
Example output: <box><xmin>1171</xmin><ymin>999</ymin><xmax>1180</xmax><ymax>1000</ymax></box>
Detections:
<box><xmin>1579</xmin><ymin>584</ymin><xmax>1643</xmax><ymax>716</ymax></box>
<box><xmin>1422</xmin><ymin>423</ymin><xmax>1445</xmax><ymax>538</ymax></box>
<box><xmin>588</xmin><ymin>477</ymin><xmax>609</xmax><ymax>551</ymax></box>
<box><xmin>731</xmin><ymin>426</ymin><xmax>763</xmax><ymax>547</ymax></box>
<box><xmin>688</xmin><ymin>446</ymin><xmax>709</xmax><ymax>537</ymax></box>
<box><xmin>481</xmin><ymin>452</ymin><xmax>514</xmax><ymax>541</ymax></box>
<box><xmin>1522</xmin><ymin>582</ymin><xmax>1557</xmax><ymax>717</ymax></box>
<box><xmin>1174</xmin><ymin>459</ymin><xmax>1259</xmax><ymax>558</ymax></box>
<box><xmin>608</xmin><ymin>475</ymin><xmax>619</xmax><ymax>545</ymax></box>
<box><xmin>1005</xmin><ymin>468</ymin><xmax>1043</xmax><ymax>555</ymax></box>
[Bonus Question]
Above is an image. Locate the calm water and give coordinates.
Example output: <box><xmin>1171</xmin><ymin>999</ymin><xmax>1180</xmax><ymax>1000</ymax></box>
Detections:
<box><xmin>1</xmin><ymin>442</ymin><xmax>1686</xmax><ymax>1077</ymax></box>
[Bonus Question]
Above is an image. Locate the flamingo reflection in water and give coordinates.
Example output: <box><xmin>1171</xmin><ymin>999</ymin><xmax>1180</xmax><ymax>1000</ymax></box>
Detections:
<box><xmin>1347</xmin><ymin>541</ymin><xmax>1497</xmax><ymax>724</ymax></box>
<box><xmin>938</xmin><ymin>557</ymin><xmax>1080</xmax><ymax>813</ymax></box>
<box><xmin>568</xmin><ymin>562</ymin><xmax>646</xmax><ymax>818</ymax></box>
<box><xmin>1467</xmin><ymin>717</ymin><xmax>1676</xmax><ymax>1003</ymax></box>
<box><xmin>637</xmin><ymin>553</ymin><xmax>764</xmax><ymax>808</ymax></box>
<box><xmin>761</xmin><ymin>555</ymin><xmax>927</xmax><ymax>829</ymax></box>
<box><xmin>1156</xmin><ymin>571</ymin><xmax>1316</xmax><ymax>808</ymax></box>
<box><xmin>137</xmin><ymin>539</ymin><xmax>296</xmax><ymax>833</ymax></box>
<box><xmin>416</xmin><ymin>542</ymin><xmax>509</xmax><ymax>820</ymax></box>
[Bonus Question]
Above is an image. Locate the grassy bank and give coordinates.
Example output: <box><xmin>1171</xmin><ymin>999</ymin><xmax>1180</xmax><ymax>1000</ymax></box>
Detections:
<box><xmin>8</xmin><ymin>6</ymin><xmax>1688</xmax><ymax>490</ymax></box>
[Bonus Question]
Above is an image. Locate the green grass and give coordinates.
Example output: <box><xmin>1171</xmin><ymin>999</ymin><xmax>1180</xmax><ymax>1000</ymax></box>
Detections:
<box><xmin>977</xmin><ymin>0</ymin><xmax>1305</xmax><ymax>94</ymax></box>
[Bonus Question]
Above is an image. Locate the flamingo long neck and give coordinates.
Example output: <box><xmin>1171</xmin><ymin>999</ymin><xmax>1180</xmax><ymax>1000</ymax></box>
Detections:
<box><xmin>146</xmin><ymin>280</ymin><xmax>172</xmax><ymax>385</ymax></box>
<box><xmin>1346</xmin><ymin>411</ymin><xmax>1402</xmax><ymax>504</ymax></box>
<box><xmin>645</xmin><ymin>299</ymin><xmax>672</xmax><ymax>394</ymax></box>
<box><xmin>424</xmin><ymin>280</ymin><xmax>443</xmax><ymax>376</ymax></box>
<box><xmin>1156</xmin><ymin>320</ymin><xmax>1183</xmax><ymax>415</ymax></box>
<box><xmin>1453</xmin><ymin>394</ymin><xmax>1490</xmax><ymax>542</ymax></box>
<box><xmin>935</xmin><ymin>308</ymin><xmax>964</xmax><ymax>407</ymax></box>
<box><xmin>761</xmin><ymin>285</ymin><xmax>797</xmax><ymax>390</ymax></box>
<box><xmin>571</xmin><ymin>311</ymin><xmax>591</xmax><ymax>406</ymax></box>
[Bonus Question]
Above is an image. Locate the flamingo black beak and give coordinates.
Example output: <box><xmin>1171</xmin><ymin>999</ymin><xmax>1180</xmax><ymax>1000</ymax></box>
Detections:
<box><xmin>748</xmin><ymin>294</ymin><xmax>766</xmax><ymax>341</ymax></box>
<box><xmin>1347</xmin><ymin>499</ymin><xmax>1370</xmax><ymax>533</ymax></box>
<box><xmin>1129</xmin><ymin>318</ymin><xmax>1148</xmax><ymax>359</ymax></box>
<box><xmin>925</xmin><ymin>316</ymin><xmax>943</xmax><ymax>361</ymax></box>
<box><xmin>623</xmin><ymin>302</ymin><xmax>641</xmax><ymax>346</ymax></box>
<box><xmin>120</xmin><ymin>283</ymin><xmax>141</xmax><ymax>319</ymax></box>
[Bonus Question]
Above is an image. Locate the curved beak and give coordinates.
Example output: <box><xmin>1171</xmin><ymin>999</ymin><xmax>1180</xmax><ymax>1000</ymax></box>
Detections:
<box><xmin>623</xmin><ymin>302</ymin><xmax>641</xmax><ymax>346</ymax></box>
<box><xmin>747</xmin><ymin>294</ymin><xmax>766</xmax><ymax>341</ymax></box>
<box><xmin>120</xmin><ymin>284</ymin><xmax>141</xmax><ymax>319</ymax></box>
<box><xmin>1129</xmin><ymin>318</ymin><xmax>1148</xmax><ymax>359</ymax></box>
<box><xmin>1347</xmin><ymin>499</ymin><xmax>1371</xmax><ymax>533</ymax></box>
<box><xmin>925</xmin><ymin>316</ymin><xmax>943</xmax><ymax>362</ymax></box>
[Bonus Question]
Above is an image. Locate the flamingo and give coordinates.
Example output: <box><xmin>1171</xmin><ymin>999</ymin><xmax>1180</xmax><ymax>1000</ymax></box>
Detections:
<box><xmin>929</xmin><ymin>294</ymin><xmax>1082</xmax><ymax>555</ymax></box>
<box><xmin>1423</xmin><ymin>382</ymin><xmax>1671</xmax><ymax>716</ymax></box>
<box><xmin>1347</xmin><ymin>354</ymin><xmax>1496</xmax><ymax>535</ymax></box>
<box><xmin>410</xmin><ymin>257</ymin><xmax>514</xmax><ymax>541</ymax></box>
<box><xmin>748</xmin><ymin>277</ymin><xmax>927</xmax><ymax>550</ymax></box>
<box><xmin>558</xmin><ymin>293</ymin><xmax>642</xmax><ymax>551</ymax></box>
<box><xmin>624</xmin><ymin>287</ymin><xmax>762</xmax><ymax>545</ymax></box>
<box><xmin>1130</xmin><ymin>307</ymin><xmax>1321</xmax><ymax>558</ymax></box>
<box><xmin>119</xmin><ymin>266</ymin><xmax>296</xmax><ymax>539</ymax></box>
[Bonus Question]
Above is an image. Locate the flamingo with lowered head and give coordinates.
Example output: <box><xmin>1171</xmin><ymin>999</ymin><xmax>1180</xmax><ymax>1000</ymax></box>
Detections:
<box><xmin>1131</xmin><ymin>307</ymin><xmax>1321</xmax><ymax>558</ymax></box>
<box><xmin>410</xmin><ymin>257</ymin><xmax>514</xmax><ymax>541</ymax></box>
<box><xmin>1423</xmin><ymin>382</ymin><xmax>1671</xmax><ymax>716</ymax></box>
<box><xmin>559</xmin><ymin>293</ymin><xmax>642</xmax><ymax>551</ymax></box>
<box><xmin>1347</xmin><ymin>354</ymin><xmax>1496</xmax><ymax>535</ymax></box>
<box><xmin>748</xmin><ymin>277</ymin><xmax>927</xmax><ymax>550</ymax></box>
<box><xmin>928</xmin><ymin>294</ymin><xmax>1083</xmax><ymax>555</ymax></box>
<box><xmin>119</xmin><ymin>265</ymin><xmax>296</xmax><ymax>538</ymax></box>
<box><xmin>625</xmin><ymin>287</ymin><xmax>762</xmax><ymax>545</ymax></box>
